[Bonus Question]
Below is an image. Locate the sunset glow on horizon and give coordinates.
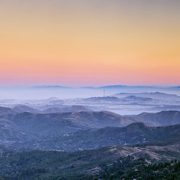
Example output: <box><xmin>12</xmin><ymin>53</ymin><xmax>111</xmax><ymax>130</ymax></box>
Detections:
<box><xmin>0</xmin><ymin>0</ymin><xmax>180</xmax><ymax>86</ymax></box>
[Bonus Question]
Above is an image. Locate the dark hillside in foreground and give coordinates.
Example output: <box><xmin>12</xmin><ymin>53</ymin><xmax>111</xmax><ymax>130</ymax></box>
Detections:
<box><xmin>0</xmin><ymin>144</ymin><xmax>180</xmax><ymax>179</ymax></box>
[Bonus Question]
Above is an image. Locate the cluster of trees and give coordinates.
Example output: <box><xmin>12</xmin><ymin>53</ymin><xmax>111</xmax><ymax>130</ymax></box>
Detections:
<box><xmin>0</xmin><ymin>151</ymin><xmax>179</xmax><ymax>180</ymax></box>
<box><xmin>96</xmin><ymin>158</ymin><xmax>180</xmax><ymax>180</ymax></box>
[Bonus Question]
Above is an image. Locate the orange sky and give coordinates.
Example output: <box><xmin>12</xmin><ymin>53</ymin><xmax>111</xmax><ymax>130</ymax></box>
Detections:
<box><xmin>0</xmin><ymin>0</ymin><xmax>179</xmax><ymax>85</ymax></box>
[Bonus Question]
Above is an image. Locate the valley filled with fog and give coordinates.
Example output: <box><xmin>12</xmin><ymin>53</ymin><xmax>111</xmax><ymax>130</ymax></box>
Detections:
<box><xmin>0</xmin><ymin>85</ymin><xmax>180</xmax><ymax>115</ymax></box>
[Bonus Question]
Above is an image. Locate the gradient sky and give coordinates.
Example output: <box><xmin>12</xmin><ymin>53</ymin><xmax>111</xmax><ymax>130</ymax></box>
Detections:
<box><xmin>0</xmin><ymin>0</ymin><xmax>180</xmax><ymax>86</ymax></box>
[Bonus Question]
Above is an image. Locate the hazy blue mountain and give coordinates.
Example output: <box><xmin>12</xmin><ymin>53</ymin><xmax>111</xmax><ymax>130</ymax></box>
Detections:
<box><xmin>115</xmin><ymin>92</ymin><xmax>180</xmax><ymax>99</ymax></box>
<box><xmin>133</xmin><ymin>111</ymin><xmax>180</xmax><ymax>126</ymax></box>
<box><xmin>84</xmin><ymin>96</ymin><xmax>120</xmax><ymax>102</ymax></box>
<box><xmin>35</xmin><ymin>123</ymin><xmax>180</xmax><ymax>151</ymax></box>
<box><xmin>43</xmin><ymin>105</ymin><xmax>90</xmax><ymax>113</ymax></box>
<box><xmin>12</xmin><ymin>105</ymin><xmax>38</xmax><ymax>113</ymax></box>
<box><xmin>0</xmin><ymin>108</ymin><xmax>180</xmax><ymax>151</ymax></box>
<box><xmin>121</xmin><ymin>95</ymin><xmax>153</xmax><ymax>102</ymax></box>
<box><xmin>0</xmin><ymin>106</ymin><xmax>12</xmax><ymax>115</ymax></box>
<box><xmin>0</xmin><ymin>115</ymin><xmax>180</xmax><ymax>151</ymax></box>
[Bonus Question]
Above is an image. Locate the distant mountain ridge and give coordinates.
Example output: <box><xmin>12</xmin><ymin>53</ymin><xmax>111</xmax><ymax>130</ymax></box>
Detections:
<box><xmin>31</xmin><ymin>84</ymin><xmax>180</xmax><ymax>89</ymax></box>
<box><xmin>132</xmin><ymin>111</ymin><xmax>180</xmax><ymax>126</ymax></box>
<box><xmin>0</xmin><ymin>108</ymin><xmax>180</xmax><ymax>151</ymax></box>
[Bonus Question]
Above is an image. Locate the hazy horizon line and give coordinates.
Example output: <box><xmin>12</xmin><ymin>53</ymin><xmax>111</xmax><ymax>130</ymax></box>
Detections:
<box><xmin>0</xmin><ymin>84</ymin><xmax>179</xmax><ymax>89</ymax></box>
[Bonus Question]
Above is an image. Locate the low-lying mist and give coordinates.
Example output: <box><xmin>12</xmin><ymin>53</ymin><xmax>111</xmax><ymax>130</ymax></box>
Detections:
<box><xmin>0</xmin><ymin>85</ymin><xmax>179</xmax><ymax>115</ymax></box>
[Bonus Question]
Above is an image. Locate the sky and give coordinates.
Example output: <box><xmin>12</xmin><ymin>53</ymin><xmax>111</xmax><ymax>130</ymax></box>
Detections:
<box><xmin>0</xmin><ymin>0</ymin><xmax>180</xmax><ymax>86</ymax></box>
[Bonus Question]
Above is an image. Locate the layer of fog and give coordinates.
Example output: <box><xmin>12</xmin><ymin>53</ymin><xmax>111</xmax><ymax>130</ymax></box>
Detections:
<box><xmin>0</xmin><ymin>86</ymin><xmax>179</xmax><ymax>100</ymax></box>
<box><xmin>0</xmin><ymin>86</ymin><xmax>179</xmax><ymax>115</ymax></box>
